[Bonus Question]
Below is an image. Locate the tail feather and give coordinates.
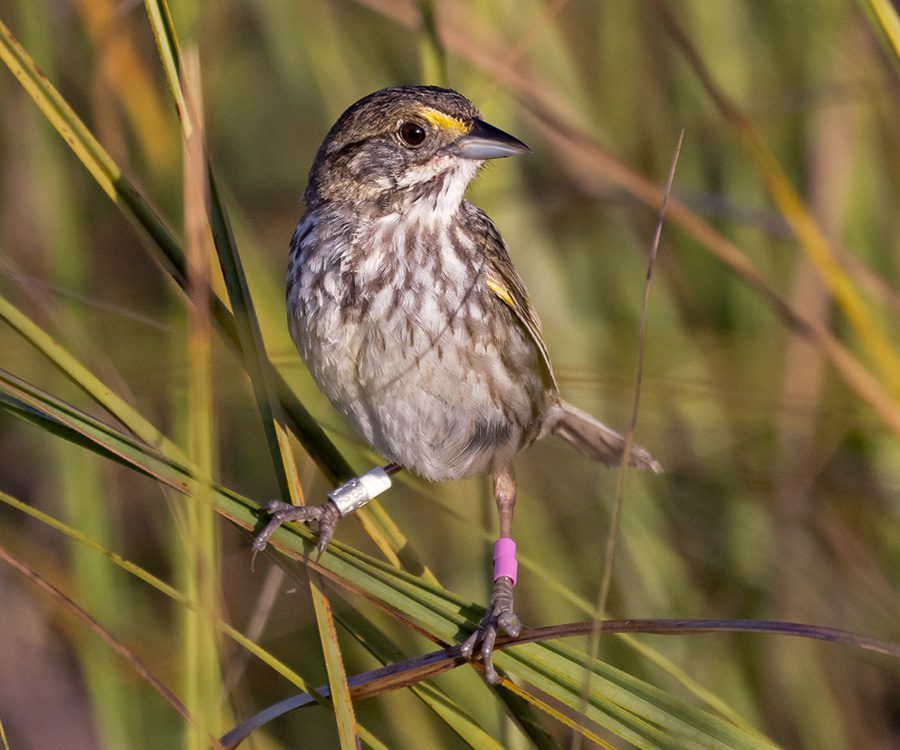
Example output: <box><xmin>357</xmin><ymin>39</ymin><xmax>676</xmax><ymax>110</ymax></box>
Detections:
<box><xmin>546</xmin><ymin>400</ymin><xmax>662</xmax><ymax>473</ymax></box>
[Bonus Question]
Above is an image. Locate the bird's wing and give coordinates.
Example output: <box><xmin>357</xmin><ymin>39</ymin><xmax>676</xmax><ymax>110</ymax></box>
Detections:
<box><xmin>468</xmin><ymin>204</ymin><xmax>559</xmax><ymax>391</ymax></box>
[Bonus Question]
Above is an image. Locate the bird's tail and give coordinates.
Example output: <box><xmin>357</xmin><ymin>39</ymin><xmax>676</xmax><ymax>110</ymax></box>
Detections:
<box><xmin>544</xmin><ymin>400</ymin><xmax>662</xmax><ymax>473</ymax></box>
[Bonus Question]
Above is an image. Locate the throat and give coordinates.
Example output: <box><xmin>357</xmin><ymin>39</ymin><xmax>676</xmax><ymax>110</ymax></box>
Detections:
<box><xmin>395</xmin><ymin>161</ymin><xmax>478</xmax><ymax>227</ymax></box>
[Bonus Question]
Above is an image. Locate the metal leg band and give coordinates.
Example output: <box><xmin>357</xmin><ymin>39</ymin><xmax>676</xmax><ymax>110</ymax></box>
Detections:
<box><xmin>327</xmin><ymin>466</ymin><xmax>393</xmax><ymax>517</ymax></box>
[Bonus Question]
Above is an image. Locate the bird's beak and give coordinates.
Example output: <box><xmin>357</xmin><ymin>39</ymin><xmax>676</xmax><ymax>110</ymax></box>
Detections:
<box><xmin>452</xmin><ymin>119</ymin><xmax>530</xmax><ymax>160</ymax></box>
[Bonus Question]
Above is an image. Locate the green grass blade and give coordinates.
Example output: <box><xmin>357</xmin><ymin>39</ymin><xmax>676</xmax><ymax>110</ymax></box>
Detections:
<box><xmin>338</xmin><ymin>607</ymin><xmax>515</xmax><ymax>749</ymax></box>
<box><xmin>525</xmin><ymin>639</ymin><xmax>778</xmax><ymax>750</ymax></box>
<box><xmin>0</xmin><ymin>487</ymin><xmax>308</xmax><ymax>694</ymax></box>
<box><xmin>0</xmin><ymin>368</ymin><xmax>778</xmax><ymax>748</ymax></box>
<box><xmin>141</xmin><ymin>4</ymin><xmax>361</xmax><ymax>742</ymax></box>
<box><xmin>861</xmin><ymin>0</ymin><xmax>900</xmax><ymax>62</ymax></box>
<box><xmin>0</xmin><ymin>370</ymin><xmax>189</xmax><ymax>491</ymax></box>
<box><xmin>141</xmin><ymin>0</ymin><xmax>189</xmax><ymax>133</ymax></box>
<box><xmin>1</xmin><ymin>2</ymin><xmax>428</xmax><ymax>577</ymax></box>
<box><xmin>0</xmin><ymin>291</ymin><xmax>185</xmax><ymax>457</ymax></box>
<box><xmin>0</xmin><ymin>12</ymin><xmax>353</xmax><ymax>491</ymax></box>
<box><xmin>181</xmin><ymin>54</ymin><xmax>224</xmax><ymax>749</ymax></box>
<box><xmin>309</xmin><ymin>572</ymin><xmax>361</xmax><ymax>749</ymax></box>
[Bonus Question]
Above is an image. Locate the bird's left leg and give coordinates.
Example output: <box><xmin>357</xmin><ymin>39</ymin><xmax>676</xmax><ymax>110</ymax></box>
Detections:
<box><xmin>460</xmin><ymin>468</ymin><xmax>523</xmax><ymax>684</ymax></box>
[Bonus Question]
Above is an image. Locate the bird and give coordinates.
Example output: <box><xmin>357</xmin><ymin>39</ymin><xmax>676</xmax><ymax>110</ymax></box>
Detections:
<box><xmin>253</xmin><ymin>85</ymin><xmax>660</xmax><ymax>683</ymax></box>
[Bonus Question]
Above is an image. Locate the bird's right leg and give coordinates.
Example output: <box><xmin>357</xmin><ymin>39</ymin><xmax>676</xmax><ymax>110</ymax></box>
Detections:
<box><xmin>252</xmin><ymin>464</ymin><xmax>399</xmax><ymax>561</ymax></box>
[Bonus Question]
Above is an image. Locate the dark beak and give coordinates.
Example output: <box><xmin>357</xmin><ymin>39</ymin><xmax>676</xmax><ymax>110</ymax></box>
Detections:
<box><xmin>452</xmin><ymin>118</ymin><xmax>530</xmax><ymax>160</ymax></box>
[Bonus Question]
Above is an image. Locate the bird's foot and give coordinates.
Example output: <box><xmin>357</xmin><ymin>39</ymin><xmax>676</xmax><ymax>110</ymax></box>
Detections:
<box><xmin>460</xmin><ymin>576</ymin><xmax>522</xmax><ymax>684</ymax></box>
<box><xmin>252</xmin><ymin>499</ymin><xmax>340</xmax><ymax>563</ymax></box>
<box><xmin>251</xmin><ymin>467</ymin><xmax>396</xmax><ymax>565</ymax></box>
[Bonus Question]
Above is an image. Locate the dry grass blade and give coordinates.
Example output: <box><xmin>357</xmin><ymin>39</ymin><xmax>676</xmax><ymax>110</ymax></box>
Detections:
<box><xmin>4</xmin><ymin>3</ymin><xmax>897</xmax><ymax>746</ymax></box>
<box><xmin>0</xmin><ymin>367</ymin><xmax>796</xmax><ymax>748</ymax></box>
<box><xmin>650</xmin><ymin>0</ymin><xmax>900</xmax><ymax>395</ymax></box>
<box><xmin>354</xmin><ymin>0</ymin><xmax>900</xmax><ymax>436</ymax></box>
<box><xmin>0</xmin><ymin>545</ymin><xmax>227</xmax><ymax>750</ymax></box>
<box><xmin>860</xmin><ymin>0</ymin><xmax>900</xmax><ymax>65</ymax></box>
<box><xmin>574</xmin><ymin>129</ymin><xmax>684</xmax><ymax>750</ymax></box>
<box><xmin>308</xmin><ymin>570</ymin><xmax>361</xmax><ymax>749</ymax></box>
<box><xmin>181</xmin><ymin>48</ymin><xmax>223</xmax><ymax>750</ymax></box>
<box><xmin>0</xmin><ymin>13</ymin><xmax>355</xmax><ymax>490</ymax></box>
<box><xmin>143</xmin><ymin>2</ymin><xmax>361</xmax><ymax>741</ymax></box>
<box><xmin>222</xmin><ymin>615</ymin><xmax>899</xmax><ymax>745</ymax></box>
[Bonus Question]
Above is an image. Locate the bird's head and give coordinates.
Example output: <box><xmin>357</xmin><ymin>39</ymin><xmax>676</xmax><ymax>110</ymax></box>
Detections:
<box><xmin>304</xmin><ymin>86</ymin><xmax>529</xmax><ymax>217</ymax></box>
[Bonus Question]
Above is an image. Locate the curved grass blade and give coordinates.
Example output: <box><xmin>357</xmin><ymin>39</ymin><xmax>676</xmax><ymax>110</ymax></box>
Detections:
<box><xmin>0</xmin><ymin>369</ymin><xmax>781</xmax><ymax>748</ymax></box>
<box><xmin>650</xmin><ymin>0</ymin><xmax>900</xmax><ymax>397</ymax></box>
<box><xmin>859</xmin><ymin>0</ymin><xmax>900</xmax><ymax>65</ymax></box>
<box><xmin>143</xmin><ymin>5</ymin><xmax>360</xmax><ymax>743</ymax></box>
<box><xmin>352</xmin><ymin>0</ymin><xmax>900</xmax><ymax>436</ymax></box>
<box><xmin>2</xmin><ymin>2</ymin><xmax>431</xmax><ymax>580</ymax></box>
<box><xmin>0</xmin><ymin>13</ymin><xmax>351</xmax><ymax>499</ymax></box>
<box><xmin>0</xmin><ymin>486</ymin><xmax>394</xmax><ymax>750</ymax></box>
<box><xmin>336</xmin><ymin>607</ymin><xmax>528</xmax><ymax>750</ymax></box>
<box><xmin>381</xmin><ymin>470</ymin><xmax>758</xmax><ymax>730</ymax></box>
<box><xmin>0</xmin><ymin>291</ymin><xmax>186</xmax><ymax>458</ymax></box>
<box><xmin>224</xmin><ymin>612</ymin><xmax>899</xmax><ymax>745</ymax></box>
<box><xmin>0</xmin><ymin>545</ymin><xmax>228</xmax><ymax>750</ymax></box>
<box><xmin>295</xmin><ymin>542</ymin><xmax>783</xmax><ymax>750</ymax></box>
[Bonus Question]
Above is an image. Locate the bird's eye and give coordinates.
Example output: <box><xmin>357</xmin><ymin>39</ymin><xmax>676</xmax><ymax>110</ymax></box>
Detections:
<box><xmin>399</xmin><ymin>122</ymin><xmax>426</xmax><ymax>147</ymax></box>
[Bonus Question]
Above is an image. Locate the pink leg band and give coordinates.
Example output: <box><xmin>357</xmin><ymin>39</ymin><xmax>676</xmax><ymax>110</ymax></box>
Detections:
<box><xmin>493</xmin><ymin>537</ymin><xmax>518</xmax><ymax>586</ymax></box>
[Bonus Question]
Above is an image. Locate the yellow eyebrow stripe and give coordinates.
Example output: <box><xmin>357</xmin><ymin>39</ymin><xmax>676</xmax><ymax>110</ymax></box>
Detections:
<box><xmin>419</xmin><ymin>107</ymin><xmax>468</xmax><ymax>134</ymax></box>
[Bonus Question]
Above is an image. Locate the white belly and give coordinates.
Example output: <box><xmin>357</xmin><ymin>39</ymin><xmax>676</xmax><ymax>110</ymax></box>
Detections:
<box><xmin>288</xmin><ymin>218</ymin><xmax>543</xmax><ymax>480</ymax></box>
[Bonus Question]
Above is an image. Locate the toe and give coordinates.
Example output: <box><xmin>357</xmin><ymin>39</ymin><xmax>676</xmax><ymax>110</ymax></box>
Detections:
<box><xmin>480</xmin><ymin>628</ymin><xmax>501</xmax><ymax>684</ymax></box>
<box><xmin>314</xmin><ymin>504</ymin><xmax>339</xmax><ymax>558</ymax></box>
<box><xmin>251</xmin><ymin>533</ymin><xmax>269</xmax><ymax>555</ymax></box>
<box><xmin>263</xmin><ymin>499</ymin><xmax>294</xmax><ymax>515</ymax></box>
<box><xmin>497</xmin><ymin>610</ymin><xmax>522</xmax><ymax>638</ymax></box>
<box><xmin>459</xmin><ymin>628</ymin><xmax>480</xmax><ymax>659</ymax></box>
<box><xmin>483</xmin><ymin>664</ymin><xmax>502</xmax><ymax>685</ymax></box>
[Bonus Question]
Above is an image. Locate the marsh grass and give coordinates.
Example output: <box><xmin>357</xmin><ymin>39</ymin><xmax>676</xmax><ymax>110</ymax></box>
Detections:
<box><xmin>0</xmin><ymin>1</ymin><xmax>898</xmax><ymax>748</ymax></box>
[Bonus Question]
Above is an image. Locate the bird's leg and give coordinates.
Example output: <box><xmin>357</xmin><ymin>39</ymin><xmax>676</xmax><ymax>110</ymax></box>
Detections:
<box><xmin>252</xmin><ymin>464</ymin><xmax>399</xmax><ymax>562</ymax></box>
<box><xmin>460</xmin><ymin>468</ymin><xmax>523</xmax><ymax>684</ymax></box>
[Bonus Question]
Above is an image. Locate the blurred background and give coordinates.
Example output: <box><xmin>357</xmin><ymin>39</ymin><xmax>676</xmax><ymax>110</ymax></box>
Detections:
<box><xmin>0</xmin><ymin>0</ymin><xmax>898</xmax><ymax>748</ymax></box>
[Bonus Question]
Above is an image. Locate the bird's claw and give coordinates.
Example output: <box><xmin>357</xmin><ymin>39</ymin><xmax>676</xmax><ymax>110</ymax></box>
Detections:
<box><xmin>460</xmin><ymin>576</ymin><xmax>522</xmax><ymax>684</ymax></box>
<box><xmin>252</xmin><ymin>499</ymin><xmax>340</xmax><ymax>564</ymax></box>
